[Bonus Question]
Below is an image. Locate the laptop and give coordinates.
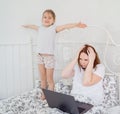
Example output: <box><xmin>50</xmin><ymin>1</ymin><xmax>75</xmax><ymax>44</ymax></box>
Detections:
<box><xmin>42</xmin><ymin>89</ymin><xmax>93</xmax><ymax>114</ymax></box>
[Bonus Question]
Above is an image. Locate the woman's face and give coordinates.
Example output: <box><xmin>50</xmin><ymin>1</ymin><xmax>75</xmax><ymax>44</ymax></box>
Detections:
<box><xmin>79</xmin><ymin>52</ymin><xmax>89</xmax><ymax>69</ymax></box>
<box><xmin>42</xmin><ymin>12</ymin><xmax>55</xmax><ymax>27</ymax></box>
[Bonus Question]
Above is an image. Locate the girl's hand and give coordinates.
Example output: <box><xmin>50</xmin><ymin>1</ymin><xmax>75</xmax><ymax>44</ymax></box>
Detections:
<box><xmin>22</xmin><ymin>25</ymin><xmax>28</xmax><ymax>28</ymax></box>
<box><xmin>76</xmin><ymin>22</ymin><xmax>87</xmax><ymax>28</ymax></box>
<box><xmin>87</xmin><ymin>47</ymin><xmax>96</xmax><ymax>63</ymax></box>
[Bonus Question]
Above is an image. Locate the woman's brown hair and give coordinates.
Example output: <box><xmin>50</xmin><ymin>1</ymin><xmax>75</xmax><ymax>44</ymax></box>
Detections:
<box><xmin>78</xmin><ymin>44</ymin><xmax>100</xmax><ymax>69</ymax></box>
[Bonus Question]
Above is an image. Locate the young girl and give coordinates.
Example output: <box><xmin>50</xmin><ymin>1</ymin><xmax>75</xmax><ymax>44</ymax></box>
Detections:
<box><xmin>62</xmin><ymin>44</ymin><xmax>105</xmax><ymax>104</ymax></box>
<box><xmin>23</xmin><ymin>9</ymin><xmax>87</xmax><ymax>100</ymax></box>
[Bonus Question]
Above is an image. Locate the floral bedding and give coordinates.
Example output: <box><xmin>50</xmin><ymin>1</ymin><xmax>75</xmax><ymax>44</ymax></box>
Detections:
<box><xmin>0</xmin><ymin>75</ymin><xmax>119</xmax><ymax>114</ymax></box>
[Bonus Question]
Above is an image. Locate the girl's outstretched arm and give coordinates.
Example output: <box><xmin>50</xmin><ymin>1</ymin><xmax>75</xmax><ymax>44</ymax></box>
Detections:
<box><xmin>22</xmin><ymin>25</ymin><xmax>39</xmax><ymax>31</ymax></box>
<box><xmin>56</xmin><ymin>22</ymin><xmax>87</xmax><ymax>33</ymax></box>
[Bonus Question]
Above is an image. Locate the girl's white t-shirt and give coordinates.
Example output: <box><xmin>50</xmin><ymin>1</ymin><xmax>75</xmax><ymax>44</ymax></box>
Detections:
<box><xmin>71</xmin><ymin>64</ymin><xmax>105</xmax><ymax>104</ymax></box>
<box><xmin>36</xmin><ymin>24</ymin><xmax>56</xmax><ymax>55</ymax></box>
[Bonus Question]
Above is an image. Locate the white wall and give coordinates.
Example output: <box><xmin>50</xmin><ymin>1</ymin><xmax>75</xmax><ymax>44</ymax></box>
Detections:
<box><xmin>0</xmin><ymin>41</ymin><xmax>33</xmax><ymax>99</ymax></box>
<box><xmin>0</xmin><ymin>0</ymin><xmax>120</xmax><ymax>96</ymax></box>
<box><xmin>0</xmin><ymin>0</ymin><xmax>119</xmax><ymax>43</ymax></box>
<box><xmin>0</xmin><ymin>0</ymin><xmax>120</xmax><ymax>46</ymax></box>
<box><xmin>1</xmin><ymin>0</ymin><xmax>120</xmax><ymax>42</ymax></box>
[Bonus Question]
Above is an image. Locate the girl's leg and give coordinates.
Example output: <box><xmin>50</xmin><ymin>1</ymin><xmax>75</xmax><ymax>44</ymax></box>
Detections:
<box><xmin>38</xmin><ymin>64</ymin><xmax>47</xmax><ymax>89</ymax></box>
<box><xmin>38</xmin><ymin>64</ymin><xmax>47</xmax><ymax>100</ymax></box>
<box><xmin>46</xmin><ymin>68</ymin><xmax>54</xmax><ymax>91</ymax></box>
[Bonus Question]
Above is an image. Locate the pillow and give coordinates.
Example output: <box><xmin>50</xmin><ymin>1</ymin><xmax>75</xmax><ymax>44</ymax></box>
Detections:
<box><xmin>102</xmin><ymin>74</ymin><xmax>119</xmax><ymax>107</ymax></box>
<box><xmin>55</xmin><ymin>80</ymin><xmax>72</xmax><ymax>94</ymax></box>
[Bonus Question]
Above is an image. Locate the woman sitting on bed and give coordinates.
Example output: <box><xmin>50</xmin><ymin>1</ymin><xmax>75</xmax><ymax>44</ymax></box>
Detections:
<box><xmin>62</xmin><ymin>44</ymin><xmax>105</xmax><ymax>105</ymax></box>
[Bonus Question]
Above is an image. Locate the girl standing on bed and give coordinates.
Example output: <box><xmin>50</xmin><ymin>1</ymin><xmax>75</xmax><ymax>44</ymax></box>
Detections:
<box><xmin>62</xmin><ymin>44</ymin><xmax>105</xmax><ymax>104</ymax></box>
<box><xmin>23</xmin><ymin>9</ymin><xmax>87</xmax><ymax>100</ymax></box>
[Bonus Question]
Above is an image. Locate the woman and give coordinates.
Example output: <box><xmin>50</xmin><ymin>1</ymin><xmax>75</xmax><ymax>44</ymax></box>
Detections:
<box><xmin>62</xmin><ymin>44</ymin><xmax>105</xmax><ymax>104</ymax></box>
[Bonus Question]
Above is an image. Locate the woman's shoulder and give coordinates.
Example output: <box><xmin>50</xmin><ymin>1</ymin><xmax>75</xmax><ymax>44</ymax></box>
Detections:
<box><xmin>96</xmin><ymin>63</ymin><xmax>105</xmax><ymax>69</ymax></box>
<box><xmin>94</xmin><ymin>64</ymin><xmax>105</xmax><ymax>78</ymax></box>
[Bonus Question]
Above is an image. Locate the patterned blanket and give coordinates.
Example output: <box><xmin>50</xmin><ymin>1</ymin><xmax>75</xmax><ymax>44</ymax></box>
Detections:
<box><xmin>0</xmin><ymin>75</ymin><xmax>119</xmax><ymax>114</ymax></box>
<box><xmin>0</xmin><ymin>88</ymin><xmax>105</xmax><ymax>114</ymax></box>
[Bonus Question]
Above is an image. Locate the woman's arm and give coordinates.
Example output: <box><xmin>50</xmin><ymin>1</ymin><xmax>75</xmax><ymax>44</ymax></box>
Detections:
<box><xmin>62</xmin><ymin>46</ymin><xmax>85</xmax><ymax>78</ymax></box>
<box><xmin>62</xmin><ymin>57</ymin><xmax>77</xmax><ymax>78</ymax></box>
<box><xmin>22</xmin><ymin>25</ymin><xmax>39</xmax><ymax>31</ymax></box>
<box><xmin>82</xmin><ymin>47</ymin><xmax>102</xmax><ymax>86</ymax></box>
<box><xmin>56</xmin><ymin>22</ymin><xmax>87</xmax><ymax>33</ymax></box>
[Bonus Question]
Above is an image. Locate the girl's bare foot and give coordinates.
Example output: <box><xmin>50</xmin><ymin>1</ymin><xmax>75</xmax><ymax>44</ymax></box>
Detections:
<box><xmin>40</xmin><ymin>92</ymin><xmax>45</xmax><ymax>100</ymax></box>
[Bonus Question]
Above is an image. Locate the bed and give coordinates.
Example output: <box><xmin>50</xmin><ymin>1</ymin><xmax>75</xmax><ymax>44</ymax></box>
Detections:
<box><xmin>0</xmin><ymin>73</ymin><xmax>120</xmax><ymax>114</ymax></box>
<box><xmin>0</xmin><ymin>27</ymin><xmax>120</xmax><ymax>114</ymax></box>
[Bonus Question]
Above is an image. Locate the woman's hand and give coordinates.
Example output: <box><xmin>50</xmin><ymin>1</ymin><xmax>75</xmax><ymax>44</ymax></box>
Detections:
<box><xmin>87</xmin><ymin>47</ymin><xmax>96</xmax><ymax>63</ymax></box>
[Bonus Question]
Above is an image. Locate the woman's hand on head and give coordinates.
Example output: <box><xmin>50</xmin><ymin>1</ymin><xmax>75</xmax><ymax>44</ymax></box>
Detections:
<box><xmin>87</xmin><ymin>47</ymin><xmax>96</xmax><ymax>63</ymax></box>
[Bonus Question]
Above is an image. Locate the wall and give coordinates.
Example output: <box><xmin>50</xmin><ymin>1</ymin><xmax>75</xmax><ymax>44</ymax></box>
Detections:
<box><xmin>1</xmin><ymin>0</ymin><xmax>120</xmax><ymax>42</ymax></box>
<box><xmin>0</xmin><ymin>41</ymin><xmax>33</xmax><ymax>99</ymax></box>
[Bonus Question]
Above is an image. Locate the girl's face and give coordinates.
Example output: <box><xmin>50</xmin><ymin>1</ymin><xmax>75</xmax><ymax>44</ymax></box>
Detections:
<box><xmin>42</xmin><ymin>12</ymin><xmax>55</xmax><ymax>27</ymax></box>
<box><xmin>79</xmin><ymin>52</ymin><xmax>89</xmax><ymax>69</ymax></box>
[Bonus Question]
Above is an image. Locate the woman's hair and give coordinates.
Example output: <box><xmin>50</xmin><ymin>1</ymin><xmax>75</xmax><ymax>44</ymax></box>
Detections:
<box><xmin>42</xmin><ymin>9</ymin><xmax>56</xmax><ymax>21</ymax></box>
<box><xmin>78</xmin><ymin>44</ymin><xmax>100</xmax><ymax>69</ymax></box>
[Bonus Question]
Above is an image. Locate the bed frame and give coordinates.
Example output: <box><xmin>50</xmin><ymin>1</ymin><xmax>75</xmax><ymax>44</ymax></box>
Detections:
<box><xmin>53</xmin><ymin>27</ymin><xmax>120</xmax><ymax>100</ymax></box>
<box><xmin>0</xmin><ymin>26</ymin><xmax>120</xmax><ymax>114</ymax></box>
